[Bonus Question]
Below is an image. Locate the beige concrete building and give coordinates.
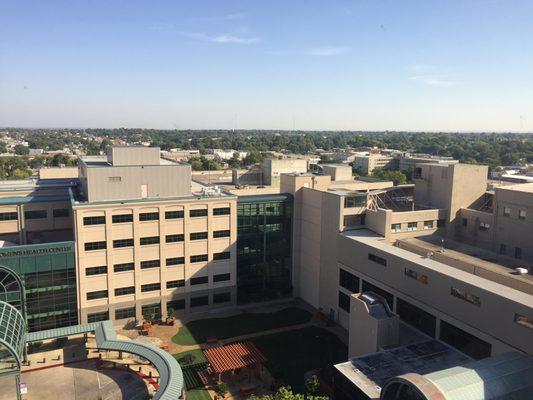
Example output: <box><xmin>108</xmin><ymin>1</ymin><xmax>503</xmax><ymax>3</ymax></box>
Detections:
<box><xmin>353</xmin><ymin>154</ymin><xmax>398</xmax><ymax>175</ymax></box>
<box><xmin>74</xmin><ymin>147</ymin><xmax>237</xmax><ymax>323</ymax></box>
<box><xmin>262</xmin><ymin>158</ymin><xmax>308</xmax><ymax>186</ymax></box>
<box><xmin>321</xmin><ymin>164</ymin><xmax>353</xmax><ymax>181</ymax></box>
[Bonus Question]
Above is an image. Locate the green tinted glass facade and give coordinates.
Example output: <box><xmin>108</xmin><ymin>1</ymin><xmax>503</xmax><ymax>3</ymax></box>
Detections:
<box><xmin>0</xmin><ymin>242</ymin><xmax>77</xmax><ymax>332</ymax></box>
<box><xmin>237</xmin><ymin>195</ymin><xmax>293</xmax><ymax>304</ymax></box>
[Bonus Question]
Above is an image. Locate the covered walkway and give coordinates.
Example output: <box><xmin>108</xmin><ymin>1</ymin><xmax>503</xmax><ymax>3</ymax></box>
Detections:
<box><xmin>26</xmin><ymin>320</ymin><xmax>184</xmax><ymax>400</ymax></box>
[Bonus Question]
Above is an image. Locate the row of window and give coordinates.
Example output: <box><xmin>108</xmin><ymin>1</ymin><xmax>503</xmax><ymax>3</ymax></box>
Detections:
<box><xmin>391</xmin><ymin>220</ymin><xmax>434</xmax><ymax>233</ymax></box>
<box><xmin>86</xmin><ymin>273</ymin><xmax>231</xmax><ymax>299</ymax></box>
<box><xmin>83</xmin><ymin>208</ymin><xmax>231</xmax><ymax>226</ymax></box>
<box><xmin>499</xmin><ymin>244</ymin><xmax>523</xmax><ymax>260</ymax></box>
<box><xmin>84</xmin><ymin>230</ymin><xmax>230</xmax><ymax>251</ymax></box>
<box><xmin>87</xmin><ymin>292</ymin><xmax>232</xmax><ymax>322</ymax></box>
<box><xmin>0</xmin><ymin>209</ymin><xmax>71</xmax><ymax>221</ymax></box>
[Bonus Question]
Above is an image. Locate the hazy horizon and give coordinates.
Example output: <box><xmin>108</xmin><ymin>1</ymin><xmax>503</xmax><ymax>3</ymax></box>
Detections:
<box><xmin>1</xmin><ymin>1</ymin><xmax>532</xmax><ymax>132</ymax></box>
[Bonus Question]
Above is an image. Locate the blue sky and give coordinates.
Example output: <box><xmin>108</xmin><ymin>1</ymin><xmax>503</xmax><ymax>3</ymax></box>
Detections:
<box><xmin>0</xmin><ymin>0</ymin><xmax>532</xmax><ymax>131</ymax></box>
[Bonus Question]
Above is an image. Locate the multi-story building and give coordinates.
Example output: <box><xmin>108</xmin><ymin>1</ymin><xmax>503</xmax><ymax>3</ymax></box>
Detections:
<box><xmin>353</xmin><ymin>153</ymin><xmax>398</xmax><ymax>175</ymax></box>
<box><xmin>262</xmin><ymin>158</ymin><xmax>308</xmax><ymax>186</ymax></box>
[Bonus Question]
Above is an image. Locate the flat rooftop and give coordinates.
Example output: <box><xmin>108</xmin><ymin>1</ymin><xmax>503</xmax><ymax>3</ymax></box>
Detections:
<box><xmin>335</xmin><ymin>339</ymin><xmax>470</xmax><ymax>399</ymax></box>
<box><xmin>398</xmin><ymin>236</ymin><xmax>533</xmax><ymax>294</ymax></box>
<box><xmin>341</xmin><ymin>229</ymin><xmax>533</xmax><ymax>302</ymax></box>
<box><xmin>496</xmin><ymin>182</ymin><xmax>533</xmax><ymax>193</ymax></box>
<box><xmin>80</xmin><ymin>155</ymin><xmax>180</xmax><ymax>167</ymax></box>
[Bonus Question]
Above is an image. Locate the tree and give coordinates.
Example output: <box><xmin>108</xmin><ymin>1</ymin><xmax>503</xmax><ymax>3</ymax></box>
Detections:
<box><xmin>14</xmin><ymin>144</ymin><xmax>29</xmax><ymax>155</ymax></box>
<box><xmin>0</xmin><ymin>141</ymin><xmax>7</xmax><ymax>153</ymax></box>
<box><xmin>371</xmin><ymin>168</ymin><xmax>407</xmax><ymax>185</ymax></box>
<box><xmin>305</xmin><ymin>375</ymin><xmax>320</xmax><ymax>396</ymax></box>
<box><xmin>248</xmin><ymin>387</ymin><xmax>329</xmax><ymax>400</ymax></box>
<box><xmin>12</xmin><ymin>168</ymin><xmax>31</xmax><ymax>179</ymax></box>
<box><xmin>228</xmin><ymin>152</ymin><xmax>241</xmax><ymax>168</ymax></box>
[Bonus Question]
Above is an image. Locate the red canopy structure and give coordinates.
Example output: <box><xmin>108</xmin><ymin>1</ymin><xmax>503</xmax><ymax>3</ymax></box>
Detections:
<box><xmin>203</xmin><ymin>342</ymin><xmax>267</xmax><ymax>374</ymax></box>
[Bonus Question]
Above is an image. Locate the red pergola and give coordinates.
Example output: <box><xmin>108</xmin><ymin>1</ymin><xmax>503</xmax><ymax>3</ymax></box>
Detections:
<box><xmin>203</xmin><ymin>342</ymin><xmax>267</xmax><ymax>381</ymax></box>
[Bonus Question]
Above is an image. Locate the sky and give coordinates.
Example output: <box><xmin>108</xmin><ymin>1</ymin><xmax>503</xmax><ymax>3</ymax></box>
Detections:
<box><xmin>0</xmin><ymin>0</ymin><xmax>532</xmax><ymax>132</ymax></box>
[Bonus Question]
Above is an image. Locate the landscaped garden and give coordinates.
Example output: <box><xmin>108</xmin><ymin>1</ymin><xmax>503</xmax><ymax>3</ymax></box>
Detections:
<box><xmin>247</xmin><ymin>326</ymin><xmax>348</xmax><ymax>392</ymax></box>
<box><xmin>172</xmin><ymin>307</ymin><xmax>312</xmax><ymax>345</ymax></box>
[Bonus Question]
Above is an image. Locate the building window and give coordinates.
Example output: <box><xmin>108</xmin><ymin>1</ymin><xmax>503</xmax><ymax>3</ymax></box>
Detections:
<box><xmin>404</xmin><ymin>268</ymin><xmax>428</xmax><ymax>284</ymax></box>
<box><xmin>515</xmin><ymin>247</ymin><xmax>522</xmax><ymax>260</ymax></box>
<box><xmin>83</xmin><ymin>216</ymin><xmax>105</xmax><ymax>225</ymax></box>
<box><xmin>190</xmin><ymin>232</ymin><xmax>208</xmax><ymax>241</ymax></box>
<box><xmin>214</xmin><ymin>273</ymin><xmax>231</xmax><ymax>282</ymax></box>
<box><xmin>344</xmin><ymin>195</ymin><xmax>366</xmax><ymax>208</ymax></box>
<box><xmin>84</xmin><ymin>241</ymin><xmax>106</xmax><ymax>251</ymax></box>
<box><xmin>86</xmin><ymin>266</ymin><xmax>107</xmax><ymax>276</ymax></box>
<box><xmin>141</xmin><ymin>283</ymin><xmax>161</xmax><ymax>292</ymax></box>
<box><xmin>368</xmin><ymin>253</ymin><xmax>387</xmax><ymax>266</ymax></box>
<box><xmin>139</xmin><ymin>212</ymin><xmax>159</xmax><ymax>221</ymax></box>
<box><xmin>108</xmin><ymin>176</ymin><xmax>121</xmax><ymax>182</ymax></box>
<box><xmin>213</xmin><ymin>292</ymin><xmax>231</xmax><ymax>304</ymax></box>
<box><xmin>499</xmin><ymin>244</ymin><xmax>506</xmax><ymax>255</ymax></box>
<box><xmin>113</xmin><ymin>238</ymin><xmax>134</xmax><ymax>248</ymax></box>
<box><xmin>514</xmin><ymin>313</ymin><xmax>533</xmax><ymax>330</ymax></box>
<box><xmin>451</xmin><ymin>287</ymin><xmax>481</xmax><ymax>306</ymax></box>
<box><xmin>191</xmin><ymin>276</ymin><xmax>208</xmax><ymax>285</ymax></box>
<box><xmin>213</xmin><ymin>207</ymin><xmax>231</xmax><ymax>216</ymax></box>
<box><xmin>339</xmin><ymin>269</ymin><xmax>359</xmax><ymax>293</ymax></box>
<box><xmin>165</xmin><ymin>210</ymin><xmax>184</xmax><ymax>219</ymax></box>
<box><xmin>439</xmin><ymin>320</ymin><xmax>491</xmax><ymax>360</ymax></box>
<box><xmin>87</xmin><ymin>311</ymin><xmax>109</xmax><ymax>323</ymax></box>
<box><xmin>391</xmin><ymin>223</ymin><xmax>402</xmax><ymax>233</ymax></box>
<box><xmin>112</xmin><ymin>214</ymin><xmax>133</xmax><ymax>223</ymax></box>
<box><xmin>25</xmin><ymin>210</ymin><xmax>48</xmax><ymax>220</ymax></box>
<box><xmin>0</xmin><ymin>212</ymin><xmax>18</xmax><ymax>221</ymax></box>
<box><xmin>479</xmin><ymin>222</ymin><xmax>490</xmax><ymax>231</ymax></box>
<box><xmin>166</xmin><ymin>257</ymin><xmax>185</xmax><ymax>266</ymax></box>
<box><xmin>53</xmin><ymin>208</ymin><xmax>69</xmax><ymax>218</ymax></box>
<box><xmin>190</xmin><ymin>209</ymin><xmax>208</xmax><ymax>218</ymax></box>
<box><xmin>462</xmin><ymin>218</ymin><xmax>468</xmax><ymax>227</ymax></box>
<box><xmin>114</xmin><ymin>286</ymin><xmax>135</xmax><ymax>296</ymax></box>
<box><xmin>213</xmin><ymin>251</ymin><xmax>231</xmax><ymax>261</ymax></box>
<box><xmin>190</xmin><ymin>254</ymin><xmax>208</xmax><ymax>263</ymax></box>
<box><xmin>362</xmin><ymin>281</ymin><xmax>394</xmax><ymax>309</ymax></box>
<box><xmin>423</xmin><ymin>220</ymin><xmax>434</xmax><ymax>230</ymax></box>
<box><xmin>115</xmin><ymin>307</ymin><xmax>135</xmax><ymax>319</ymax></box>
<box><xmin>167</xmin><ymin>280</ymin><xmax>185</xmax><ymax>289</ymax></box>
<box><xmin>167</xmin><ymin>299</ymin><xmax>185</xmax><ymax>311</ymax></box>
<box><xmin>141</xmin><ymin>303</ymin><xmax>161</xmax><ymax>319</ymax></box>
<box><xmin>191</xmin><ymin>295</ymin><xmax>209</xmax><ymax>307</ymax></box>
<box><xmin>213</xmin><ymin>230</ymin><xmax>230</xmax><ymax>238</ymax></box>
<box><xmin>338</xmin><ymin>291</ymin><xmax>350</xmax><ymax>313</ymax></box>
<box><xmin>140</xmin><ymin>236</ymin><xmax>160</xmax><ymax>246</ymax></box>
<box><xmin>396</xmin><ymin>298</ymin><xmax>436</xmax><ymax>337</ymax></box>
<box><xmin>407</xmin><ymin>222</ymin><xmax>418</xmax><ymax>231</ymax></box>
<box><xmin>86</xmin><ymin>290</ymin><xmax>108</xmax><ymax>300</ymax></box>
<box><xmin>166</xmin><ymin>234</ymin><xmax>184</xmax><ymax>243</ymax></box>
<box><xmin>503</xmin><ymin>207</ymin><xmax>511</xmax><ymax>217</ymax></box>
<box><xmin>519</xmin><ymin>210</ymin><xmax>526</xmax><ymax>220</ymax></box>
<box><xmin>140</xmin><ymin>260</ymin><xmax>160</xmax><ymax>269</ymax></box>
<box><xmin>113</xmin><ymin>262</ymin><xmax>134</xmax><ymax>272</ymax></box>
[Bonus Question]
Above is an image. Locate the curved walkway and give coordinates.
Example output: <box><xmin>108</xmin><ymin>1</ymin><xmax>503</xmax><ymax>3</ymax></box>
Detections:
<box><xmin>26</xmin><ymin>320</ymin><xmax>184</xmax><ymax>400</ymax></box>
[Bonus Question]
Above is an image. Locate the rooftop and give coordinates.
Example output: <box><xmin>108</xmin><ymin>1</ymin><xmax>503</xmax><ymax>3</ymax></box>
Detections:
<box><xmin>79</xmin><ymin>155</ymin><xmax>180</xmax><ymax>167</ymax></box>
<box><xmin>340</xmin><ymin>230</ymin><xmax>533</xmax><ymax>303</ymax></box>
<box><xmin>334</xmin><ymin>339</ymin><xmax>470</xmax><ymax>399</ymax></box>
<box><xmin>397</xmin><ymin>236</ymin><xmax>533</xmax><ymax>294</ymax></box>
<box><xmin>496</xmin><ymin>182</ymin><xmax>533</xmax><ymax>193</ymax></box>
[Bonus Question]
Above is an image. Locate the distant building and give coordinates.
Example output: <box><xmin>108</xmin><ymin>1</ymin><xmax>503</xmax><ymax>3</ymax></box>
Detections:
<box><xmin>212</xmin><ymin>149</ymin><xmax>248</xmax><ymax>161</ymax></box>
<box><xmin>354</xmin><ymin>154</ymin><xmax>398</xmax><ymax>174</ymax></box>
<box><xmin>262</xmin><ymin>158</ymin><xmax>308</xmax><ymax>186</ymax></box>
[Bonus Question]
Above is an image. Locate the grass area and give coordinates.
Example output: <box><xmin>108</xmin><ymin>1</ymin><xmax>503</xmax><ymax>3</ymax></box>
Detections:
<box><xmin>247</xmin><ymin>326</ymin><xmax>348</xmax><ymax>392</ymax></box>
<box><xmin>172</xmin><ymin>307</ymin><xmax>312</xmax><ymax>346</ymax></box>
<box><xmin>186</xmin><ymin>388</ymin><xmax>211</xmax><ymax>400</ymax></box>
<box><xmin>173</xmin><ymin>349</ymin><xmax>207</xmax><ymax>367</ymax></box>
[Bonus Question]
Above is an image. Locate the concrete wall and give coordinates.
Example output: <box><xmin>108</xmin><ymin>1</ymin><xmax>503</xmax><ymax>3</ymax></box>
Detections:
<box><xmin>107</xmin><ymin>146</ymin><xmax>160</xmax><ymax>166</ymax></box>
<box><xmin>336</xmin><ymin>233</ymin><xmax>533</xmax><ymax>356</ymax></box>
<box><xmin>494</xmin><ymin>186</ymin><xmax>533</xmax><ymax>262</ymax></box>
<box><xmin>322</xmin><ymin>165</ymin><xmax>353</xmax><ymax>181</ymax></box>
<box><xmin>82</xmin><ymin>164</ymin><xmax>191</xmax><ymax>202</ymax></box>
<box><xmin>39</xmin><ymin>167</ymin><xmax>79</xmax><ymax>179</ymax></box>
<box><xmin>263</xmin><ymin>159</ymin><xmax>308</xmax><ymax>186</ymax></box>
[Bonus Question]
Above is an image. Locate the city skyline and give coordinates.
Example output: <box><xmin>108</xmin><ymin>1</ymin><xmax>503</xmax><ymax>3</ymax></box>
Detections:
<box><xmin>1</xmin><ymin>0</ymin><xmax>532</xmax><ymax>132</ymax></box>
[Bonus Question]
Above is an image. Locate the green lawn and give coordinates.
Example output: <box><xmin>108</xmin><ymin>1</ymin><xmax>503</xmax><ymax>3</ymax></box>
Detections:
<box><xmin>247</xmin><ymin>326</ymin><xmax>348</xmax><ymax>392</ymax></box>
<box><xmin>186</xmin><ymin>388</ymin><xmax>211</xmax><ymax>400</ymax></box>
<box><xmin>172</xmin><ymin>307</ymin><xmax>312</xmax><ymax>346</ymax></box>
<box><xmin>173</xmin><ymin>349</ymin><xmax>207</xmax><ymax>367</ymax></box>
